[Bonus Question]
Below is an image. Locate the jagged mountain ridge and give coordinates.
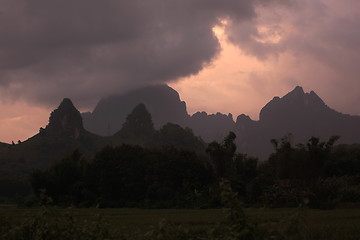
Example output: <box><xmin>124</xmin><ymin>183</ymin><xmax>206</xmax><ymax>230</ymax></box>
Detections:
<box><xmin>82</xmin><ymin>84</ymin><xmax>236</xmax><ymax>142</ymax></box>
<box><xmin>82</xmin><ymin>84</ymin><xmax>360</xmax><ymax>159</ymax></box>
<box><xmin>82</xmin><ymin>85</ymin><xmax>189</xmax><ymax>136</ymax></box>
<box><xmin>236</xmin><ymin>86</ymin><xmax>360</xmax><ymax>158</ymax></box>
<box><xmin>0</xmin><ymin>97</ymin><xmax>206</xmax><ymax>178</ymax></box>
<box><xmin>188</xmin><ymin>111</ymin><xmax>235</xmax><ymax>141</ymax></box>
<box><xmin>2</xmin><ymin>84</ymin><xmax>358</xmax><ymax>171</ymax></box>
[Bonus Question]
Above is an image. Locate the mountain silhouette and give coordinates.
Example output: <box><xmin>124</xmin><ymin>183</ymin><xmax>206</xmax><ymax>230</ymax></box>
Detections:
<box><xmin>188</xmin><ymin>111</ymin><xmax>235</xmax><ymax>142</ymax></box>
<box><xmin>0</xmin><ymin>98</ymin><xmax>206</xmax><ymax>179</ymax></box>
<box><xmin>113</xmin><ymin>103</ymin><xmax>156</xmax><ymax>146</ymax></box>
<box><xmin>45</xmin><ymin>98</ymin><xmax>85</xmax><ymax>138</ymax></box>
<box><xmin>82</xmin><ymin>84</ymin><xmax>237</xmax><ymax>142</ymax></box>
<box><xmin>110</xmin><ymin>103</ymin><xmax>206</xmax><ymax>151</ymax></box>
<box><xmin>82</xmin><ymin>84</ymin><xmax>189</xmax><ymax>136</ymax></box>
<box><xmin>0</xmin><ymin>98</ymin><xmax>104</xmax><ymax>174</ymax></box>
<box><xmin>82</xmin><ymin>84</ymin><xmax>360</xmax><ymax>159</ymax></box>
<box><xmin>2</xmin><ymin>84</ymin><xmax>359</xmax><ymax>173</ymax></box>
<box><xmin>235</xmin><ymin>86</ymin><xmax>360</xmax><ymax>159</ymax></box>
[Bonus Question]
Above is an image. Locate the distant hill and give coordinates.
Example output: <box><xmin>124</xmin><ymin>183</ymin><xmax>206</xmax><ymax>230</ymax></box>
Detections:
<box><xmin>2</xmin><ymin>84</ymin><xmax>358</xmax><ymax>172</ymax></box>
<box><xmin>1</xmin><ymin>85</ymin><xmax>360</xmax><ymax>202</ymax></box>
<box><xmin>111</xmin><ymin>103</ymin><xmax>206</xmax><ymax>152</ymax></box>
<box><xmin>82</xmin><ymin>84</ymin><xmax>360</xmax><ymax>159</ymax></box>
<box><xmin>0</xmin><ymin>99</ymin><xmax>206</xmax><ymax>201</ymax></box>
<box><xmin>0</xmin><ymin>98</ymin><xmax>105</xmax><ymax>178</ymax></box>
<box><xmin>0</xmin><ymin>99</ymin><xmax>105</xmax><ymax>199</ymax></box>
<box><xmin>82</xmin><ymin>84</ymin><xmax>190</xmax><ymax>136</ymax></box>
<box><xmin>0</xmin><ymin>97</ymin><xmax>206</xmax><ymax>179</ymax></box>
<box><xmin>82</xmin><ymin>84</ymin><xmax>236</xmax><ymax>142</ymax></box>
<box><xmin>187</xmin><ymin>111</ymin><xmax>235</xmax><ymax>142</ymax></box>
<box><xmin>235</xmin><ymin>86</ymin><xmax>360</xmax><ymax>159</ymax></box>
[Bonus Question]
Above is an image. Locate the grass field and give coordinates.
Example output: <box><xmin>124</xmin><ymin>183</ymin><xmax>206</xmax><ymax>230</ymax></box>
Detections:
<box><xmin>1</xmin><ymin>205</ymin><xmax>360</xmax><ymax>239</ymax></box>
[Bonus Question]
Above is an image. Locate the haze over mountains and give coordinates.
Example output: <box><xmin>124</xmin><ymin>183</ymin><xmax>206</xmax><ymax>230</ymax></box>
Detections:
<box><xmin>82</xmin><ymin>84</ymin><xmax>235</xmax><ymax>142</ymax></box>
<box><xmin>82</xmin><ymin>85</ymin><xmax>189</xmax><ymax>135</ymax></box>
<box><xmin>82</xmin><ymin>84</ymin><xmax>360</xmax><ymax>159</ymax></box>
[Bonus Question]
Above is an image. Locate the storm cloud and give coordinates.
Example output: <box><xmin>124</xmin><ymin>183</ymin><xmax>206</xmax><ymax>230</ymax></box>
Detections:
<box><xmin>0</xmin><ymin>0</ymin><xmax>285</xmax><ymax>107</ymax></box>
<box><xmin>1</xmin><ymin>0</ymin><xmax>359</xmax><ymax>116</ymax></box>
<box><xmin>2</xmin><ymin>0</ymin><xmax>360</xmax><ymax>143</ymax></box>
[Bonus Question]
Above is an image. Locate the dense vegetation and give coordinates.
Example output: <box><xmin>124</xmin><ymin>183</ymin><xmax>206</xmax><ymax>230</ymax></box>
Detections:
<box><xmin>31</xmin><ymin>146</ymin><xmax>214</xmax><ymax>208</ymax></box>
<box><xmin>29</xmin><ymin>131</ymin><xmax>360</xmax><ymax>209</ymax></box>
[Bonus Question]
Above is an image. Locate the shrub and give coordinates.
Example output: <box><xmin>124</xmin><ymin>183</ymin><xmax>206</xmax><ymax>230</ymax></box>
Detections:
<box><xmin>0</xmin><ymin>206</ymin><xmax>111</xmax><ymax>240</ymax></box>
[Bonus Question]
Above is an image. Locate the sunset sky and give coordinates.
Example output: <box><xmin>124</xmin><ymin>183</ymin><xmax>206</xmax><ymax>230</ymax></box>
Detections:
<box><xmin>1</xmin><ymin>0</ymin><xmax>360</xmax><ymax>143</ymax></box>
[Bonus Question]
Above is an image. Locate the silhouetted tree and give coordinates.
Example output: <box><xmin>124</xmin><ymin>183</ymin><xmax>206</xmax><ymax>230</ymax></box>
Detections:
<box><xmin>206</xmin><ymin>132</ymin><xmax>237</xmax><ymax>178</ymax></box>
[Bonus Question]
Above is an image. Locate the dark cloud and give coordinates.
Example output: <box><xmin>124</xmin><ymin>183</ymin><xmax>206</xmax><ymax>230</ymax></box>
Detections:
<box><xmin>0</xmin><ymin>0</ymin><xmax>286</xmax><ymax>108</ymax></box>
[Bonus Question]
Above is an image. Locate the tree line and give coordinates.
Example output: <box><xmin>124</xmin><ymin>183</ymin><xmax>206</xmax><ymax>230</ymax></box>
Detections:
<box><xmin>30</xmin><ymin>132</ymin><xmax>360</xmax><ymax>209</ymax></box>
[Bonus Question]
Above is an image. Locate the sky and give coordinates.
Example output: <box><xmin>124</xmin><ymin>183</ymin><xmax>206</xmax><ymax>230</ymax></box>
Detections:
<box><xmin>1</xmin><ymin>0</ymin><xmax>360</xmax><ymax>143</ymax></box>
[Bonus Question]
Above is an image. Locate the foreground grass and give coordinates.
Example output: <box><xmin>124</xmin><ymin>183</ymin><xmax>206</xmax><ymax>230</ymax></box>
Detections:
<box><xmin>1</xmin><ymin>205</ymin><xmax>360</xmax><ymax>239</ymax></box>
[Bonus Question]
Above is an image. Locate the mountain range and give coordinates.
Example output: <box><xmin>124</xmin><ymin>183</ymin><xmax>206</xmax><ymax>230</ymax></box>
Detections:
<box><xmin>82</xmin><ymin>85</ymin><xmax>189</xmax><ymax>135</ymax></box>
<box><xmin>82</xmin><ymin>85</ymin><xmax>236</xmax><ymax>142</ymax></box>
<box><xmin>1</xmin><ymin>84</ymin><xmax>359</xmax><ymax>175</ymax></box>
<box><xmin>0</xmin><ymin>95</ymin><xmax>205</xmax><ymax>179</ymax></box>
<box><xmin>235</xmin><ymin>86</ymin><xmax>360</xmax><ymax>158</ymax></box>
<box><xmin>0</xmin><ymin>98</ymin><xmax>103</xmax><ymax>179</ymax></box>
<box><xmin>82</xmin><ymin>84</ymin><xmax>360</xmax><ymax>159</ymax></box>
<box><xmin>1</xmin><ymin>85</ymin><xmax>359</xmax><ymax>202</ymax></box>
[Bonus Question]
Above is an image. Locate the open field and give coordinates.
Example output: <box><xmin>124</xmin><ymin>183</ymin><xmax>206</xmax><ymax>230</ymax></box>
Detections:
<box><xmin>1</xmin><ymin>205</ymin><xmax>360</xmax><ymax>239</ymax></box>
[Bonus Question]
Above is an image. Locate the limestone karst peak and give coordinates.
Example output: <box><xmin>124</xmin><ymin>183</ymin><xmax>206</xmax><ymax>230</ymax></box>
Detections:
<box><xmin>45</xmin><ymin>98</ymin><xmax>84</xmax><ymax>138</ymax></box>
